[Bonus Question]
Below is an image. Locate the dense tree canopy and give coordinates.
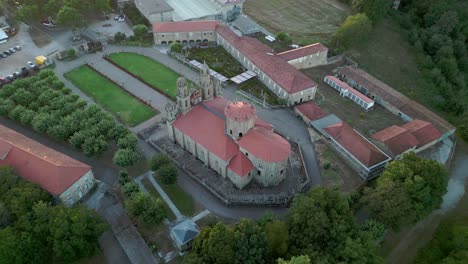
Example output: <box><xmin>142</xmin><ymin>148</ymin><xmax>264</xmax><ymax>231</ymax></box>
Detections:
<box><xmin>0</xmin><ymin>70</ymin><xmax>140</xmax><ymax>167</ymax></box>
<box><xmin>362</xmin><ymin>152</ymin><xmax>448</xmax><ymax>230</ymax></box>
<box><xmin>332</xmin><ymin>13</ymin><xmax>373</xmax><ymax>49</ymax></box>
<box><xmin>398</xmin><ymin>0</ymin><xmax>468</xmax><ymax>140</ymax></box>
<box><xmin>16</xmin><ymin>0</ymin><xmax>111</xmax><ymax>26</ymax></box>
<box><xmin>287</xmin><ymin>187</ymin><xmax>382</xmax><ymax>264</ymax></box>
<box><xmin>0</xmin><ymin>169</ymin><xmax>108</xmax><ymax>263</ymax></box>
<box><xmin>277</xmin><ymin>256</ymin><xmax>311</xmax><ymax>264</ymax></box>
<box><xmin>352</xmin><ymin>0</ymin><xmax>390</xmax><ymax>22</ymax></box>
<box><xmin>133</xmin><ymin>24</ymin><xmax>149</xmax><ymax>40</ymax></box>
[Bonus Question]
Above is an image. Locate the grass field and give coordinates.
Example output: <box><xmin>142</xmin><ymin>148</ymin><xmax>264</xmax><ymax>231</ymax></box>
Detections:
<box><xmin>141</xmin><ymin>177</ymin><xmax>176</xmax><ymax>220</ymax></box>
<box><xmin>107</xmin><ymin>52</ymin><xmax>180</xmax><ymax>99</ymax></box>
<box><xmin>154</xmin><ymin>174</ymin><xmax>195</xmax><ymax>217</ymax></box>
<box><xmin>244</xmin><ymin>0</ymin><xmax>350</xmax><ymax>43</ymax></box>
<box><xmin>65</xmin><ymin>66</ymin><xmax>156</xmax><ymax>126</ymax></box>
<box><xmin>345</xmin><ymin>19</ymin><xmax>436</xmax><ymax>110</ymax></box>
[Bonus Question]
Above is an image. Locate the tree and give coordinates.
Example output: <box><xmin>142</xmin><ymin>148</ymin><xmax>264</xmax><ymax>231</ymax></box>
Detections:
<box><xmin>351</xmin><ymin>0</ymin><xmax>389</xmax><ymax>22</ymax></box>
<box><xmin>67</xmin><ymin>48</ymin><xmax>77</xmax><ymax>58</ymax></box>
<box><xmin>56</xmin><ymin>5</ymin><xmax>85</xmax><ymax>27</ymax></box>
<box><xmin>150</xmin><ymin>154</ymin><xmax>171</xmax><ymax>171</ymax></box>
<box><xmin>276</xmin><ymin>32</ymin><xmax>292</xmax><ymax>45</ymax></box>
<box><xmin>190</xmin><ymin>223</ymin><xmax>236</xmax><ymax>264</ymax></box>
<box><xmin>361</xmin><ymin>219</ymin><xmax>386</xmax><ymax>242</ymax></box>
<box><xmin>362</xmin><ymin>152</ymin><xmax>448</xmax><ymax>230</ymax></box>
<box><xmin>287</xmin><ymin>186</ymin><xmax>381</xmax><ymax>263</ymax></box>
<box><xmin>233</xmin><ymin>219</ymin><xmax>271</xmax><ymax>264</ymax></box>
<box><xmin>114</xmin><ymin>32</ymin><xmax>126</xmax><ymax>42</ymax></box>
<box><xmin>122</xmin><ymin>182</ymin><xmax>140</xmax><ymax>197</ymax></box>
<box><xmin>265</xmin><ymin>220</ymin><xmax>289</xmax><ymax>258</ymax></box>
<box><xmin>3</xmin><ymin>181</ymin><xmax>53</xmax><ymax>218</ymax></box>
<box><xmin>48</xmin><ymin>205</ymin><xmax>108</xmax><ymax>262</ymax></box>
<box><xmin>332</xmin><ymin>13</ymin><xmax>373</xmax><ymax>49</ymax></box>
<box><xmin>157</xmin><ymin>163</ymin><xmax>178</xmax><ymax>185</ymax></box>
<box><xmin>117</xmin><ymin>133</ymin><xmax>138</xmax><ymax>150</ymax></box>
<box><xmin>133</xmin><ymin>24</ymin><xmax>149</xmax><ymax>40</ymax></box>
<box><xmin>0</xmin><ymin>203</ymin><xmax>10</xmax><ymax>228</ymax></box>
<box><xmin>15</xmin><ymin>4</ymin><xmax>40</xmax><ymax>23</ymax></box>
<box><xmin>170</xmin><ymin>42</ymin><xmax>183</xmax><ymax>53</ymax></box>
<box><xmin>125</xmin><ymin>192</ymin><xmax>166</xmax><ymax>224</ymax></box>
<box><xmin>118</xmin><ymin>170</ymin><xmax>130</xmax><ymax>185</ymax></box>
<box><xmin>278</xmin><ymin>255</ymin><xmax>311</xmax><ymax>264</ymax></box>
<box><xmin>113</xmin><ymin>148</ymin><xmax>140</xmax><ymax>167</ymax></box>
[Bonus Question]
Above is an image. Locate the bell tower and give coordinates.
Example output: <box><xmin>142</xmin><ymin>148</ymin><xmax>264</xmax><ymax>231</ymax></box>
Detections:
<box><xmin>200</xmin><ymin>61</ymin><xmax>214</xmax><ymax>101</ymax></box>
<box><xmin>176</xmin><ymin>77</ymin><xmax>191</xmax><ymax>115</ymax></box>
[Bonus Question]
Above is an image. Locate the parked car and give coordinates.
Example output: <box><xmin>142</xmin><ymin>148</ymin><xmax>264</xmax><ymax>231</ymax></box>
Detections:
<box><xmin>9</xmin><ymin>48</ymin><xmax>16</xmax><ymax>53</ymax></box>
<box><xmin>0</xmin><ymin>53</ymin><xmax>6</xmax><ymax>58</ymax></box>
<box><xmin>6</xmin><ymin>75</ymin><xmax>14</xmax><ymax>81</ymax></box>
<box><xmin>4</xmin><ymin>50</ymin><xmax>11</xmax><ymax>55</ymax></box>
<box><xmin>42</xmin><ymin>22</ymin><xmax>56</xmax><ymax>27</ymax></box>
<box><xmin>27</xmin><ymin>61</ymin><xmax>37</xmax><ymax>70</ymax></box>
<box><xmin>13</xmin><ymin>72</ymin><xmax>21</xmax><ymax>78</ymax></box>
<box><xmin>21</xmin><ymin>67</ymin><xmax>29</xmax><ymax>76</ymax></box>
<box><xmin>14</xmin><ymin>45</ymin><xmax>22</xmax><ymax>51</ymax></box>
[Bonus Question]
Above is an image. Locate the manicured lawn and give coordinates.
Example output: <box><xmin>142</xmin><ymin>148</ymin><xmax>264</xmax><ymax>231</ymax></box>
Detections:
<box><xmin>64</xmin><ymin>66</ymin><xmax>156</xmax><ymax>126</ymax></box>
<box><xmin>107</xmin><ymin>52</ymin><xmax>180</xmax><ymax>99</ymax></box>
<box><xmin>154</xmin><ymin>174</ymin><xmax>195</xmax><ymax>217</ymax></box>
<box><xmin>141</xmin><ymin>177</ymin><xmax>176</xmax><ymax>220</ymax></box>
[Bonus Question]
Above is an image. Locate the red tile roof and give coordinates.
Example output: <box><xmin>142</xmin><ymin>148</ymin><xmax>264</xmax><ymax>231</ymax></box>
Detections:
<box><xmin>239</xmin><ymin>126</ymin><xmax>291</xmax><ymax>162</ymax></box>
<box><xmin>227</xmin><ymin>152</ymin><xmax>254</xmax><ymax>177</ymax></box>
<box><xmin>401</xmin><ymin>119</ymin><xmax>442</xmax><ymax>146</ymax></box>
<box><xmin>225</xmin><ymin>102</ymin><xmax>256</xmax><ymax>121</ymax></box>
<box><xmin>277</xmin><ymin>43</ymin><xmax>328</xmax><ymax>61</ymax></box>
<box><xmin>216</xmin><ymin>25</ymin><xmax>317</xmax><ymax>94</ymax></box>
<box><xmin>173</xmin><ymin>97</ymin><xmax>239</xmax><ymax>161</ymax></box>
<box><xmin>0</xmin><ymin>125</ymin><xmax>91</xmax><ymax>196</ymax></box>
<box><xmin>254</xmin><ymin>117</ymin><xmax>273</xmax><ymax>130</ymax></box>
<box><xmin>372</xmin><ymin>125</ymin><xmax>419</xmax><ymax>155</ymax></box>
<box><xmin>295</xmin><ymin>102</ymin><xmax>327</xmax><ymax>122</ymax></box>
<box><xmin>326</xmin><ymin>75</ymin><xmax>374</xmax><ymax>103</ymax></box>
<box><xmin>324</xmin><ymin>122</ymin><xmax>388</xmax><ymax>167</ymax></box>
<box><xmin>337</xmin><ymin>66</ymin><xmax>455</xmax><ymax>134</ymax></box>
<box><xmin>153</xmin><ymin>20</ymin><xmax>218</xmax><ymax>33</ymax></box>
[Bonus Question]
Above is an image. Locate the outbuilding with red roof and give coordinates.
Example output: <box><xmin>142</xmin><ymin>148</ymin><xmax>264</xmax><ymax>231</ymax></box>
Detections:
<box><xmin>0</xmin><ymin>124</ymin><xmax>95</xmax><ymax>206</ymax></box>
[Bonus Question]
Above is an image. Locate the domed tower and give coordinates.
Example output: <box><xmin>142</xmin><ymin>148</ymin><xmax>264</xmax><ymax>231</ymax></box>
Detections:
<box><xmin>176</xmin><ymin>77</ymin><xmax>191</xmax><ymax>114</ymax></box>
<box><xmin>200</xmin><ymin>61</ymin><xmax>214</xmax><ymax>101</ymax></box>
<box><xmin>225</xmin><ymin>102</ymin><xmax>256</xmax><ymax>140</ymax></box>
<box><xmin>165</xmin><ymin>102</ymin><xmax>178</xmax><ymax>141</ymax></box>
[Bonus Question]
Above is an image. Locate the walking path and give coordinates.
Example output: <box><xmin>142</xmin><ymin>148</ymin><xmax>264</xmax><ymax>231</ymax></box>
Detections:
<box><xmin>136</xmin><ymin>171</ymin><xmax>183</xmax><ymax>221</ymax></box>
<box><xmin>191</xmin><ymin>210</ymin><xmax>210</xmax><ymax>222</ymax></box>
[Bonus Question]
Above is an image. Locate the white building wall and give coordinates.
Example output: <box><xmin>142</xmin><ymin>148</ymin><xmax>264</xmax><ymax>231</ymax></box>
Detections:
<box><xmin>286</xmin><ymin>50</ymin><xmax>328</xmax><ymax>69</ymax></box>
<box><xmin>227</xmin><ymin>169</ymin><xmax>253</xmax><ymax>189</ymax></box>
<box><xmin>239</xmin><ymin>147</ymin><xmax>287</xmax><ymax>187</ymax></box>
<box><xmin>59</xmin><ymin>170</ymin><xmax>95</xmax><ymax>206</ymax></box>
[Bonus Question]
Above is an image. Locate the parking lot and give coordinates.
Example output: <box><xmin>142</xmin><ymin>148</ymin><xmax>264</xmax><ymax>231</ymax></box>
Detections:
<box><xmin>0</xmin><ymin>23</ymin><xmax>61</xmax><ymax>78</ymax></box>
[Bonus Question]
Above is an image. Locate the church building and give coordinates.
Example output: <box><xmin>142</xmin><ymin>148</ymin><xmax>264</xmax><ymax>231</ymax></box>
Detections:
<box><xmin>166</xmin><ymin>64</ymin><xmax>291</xmax><ymax>189</ymax></box>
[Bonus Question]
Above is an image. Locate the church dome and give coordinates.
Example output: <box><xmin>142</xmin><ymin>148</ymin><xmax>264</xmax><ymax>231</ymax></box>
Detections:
<box><xmin>225</xmin><ymin>102</ymin><xmax>256</xmax><ymax>121</ymax></box>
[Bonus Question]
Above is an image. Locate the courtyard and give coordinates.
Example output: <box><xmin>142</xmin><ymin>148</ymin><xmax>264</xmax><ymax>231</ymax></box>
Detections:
<box><xmin>244</xmin><ymin>0</ymin><xmax>350</xmax><ymax>43</ymax></box>
<box><xmin>64</xmin><ymin>65</ymin><xmax>157</xmax><ymax>126</ymax></box>
<box><xmin>303</xmin><ymin>64</ymin><xmax>405</xmax><ymax>137</ymax></box>
<box><xmin>185</xmin><ymin>47</ymin><xmax>244</xmax><ymax>78</ymax></box>
<box><xmin>106</xmin><ymin>52</ymin><xmax>181</xmax><ymax>99</ymax></box>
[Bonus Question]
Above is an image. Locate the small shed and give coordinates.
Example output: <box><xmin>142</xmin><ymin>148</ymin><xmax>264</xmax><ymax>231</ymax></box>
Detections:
<box><xmin>170</xmin><ymin>219</ymin><xmax>200</xmax><ymax>251</ymax></box>
<box><xmin>231</xmin><ymin>15</ymin><xmax>262</xmax><ymax>36</ymax></box>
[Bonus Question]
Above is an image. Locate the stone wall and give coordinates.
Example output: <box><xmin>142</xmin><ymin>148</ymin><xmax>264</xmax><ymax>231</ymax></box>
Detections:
<box><xmin>59</xmin><ymin>170</ymin><xmax>95</xmax><ymax>206</ymax></box>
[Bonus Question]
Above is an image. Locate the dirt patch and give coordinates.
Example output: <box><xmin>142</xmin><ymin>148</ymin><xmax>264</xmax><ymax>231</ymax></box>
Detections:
<box><xmin>314</xmin><ymin>140</ymin><xmax>363</xmax><ymax>192</ymax></box>
<box><xmin>28</xmin><ymin>26</ymin><xmax>51</xmax><ymax>47</ymax></box>
<box><xmin>244</xmin><ymin>0</ymin><xmax>350</xmax><ymax>43</ymax></box>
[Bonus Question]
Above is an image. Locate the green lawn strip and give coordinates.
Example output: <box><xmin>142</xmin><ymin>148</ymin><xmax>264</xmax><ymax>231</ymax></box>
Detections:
<box><xmin>141</xmin><ymin>177</ymin><xmax>176</xmax><ymax>221</ymax></box>
<box><xmin>107</xmin><ymin>52</ymin><xmax>180</xmax><ymax>99</ymax></box>
<box><xmin>64</xmin><ymin>66</ymin><xmax>156</xmax><ymax>126</ymax></box>
<box><xmin>154</xmin><ymin>174</ymin><xmax>195</xmax><ymax>217</ymax></box>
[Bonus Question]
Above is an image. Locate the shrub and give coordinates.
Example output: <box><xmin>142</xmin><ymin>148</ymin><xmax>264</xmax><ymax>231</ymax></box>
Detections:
<box><xmin>114</xmin><ymin>32</ymin><xmax>126</xmax><ymax>43</ymax></box>
<box><xmin>67</xmin><ymin>48</ymin><xmax>77</xmax><ymax>58</ymax></box>
<box><xmin>118</xmin><ymin>170</ymin><xmax>130</xmax><ymax>186</ymax></box>
<box><xmin>150</xmin><ymin>154</ymin><xmax>171</xmax><ymax>171</ymax></box>
<box><xmin>122</xmin><ymin>182</ymin><xmax>140</xmax><ymax>197</ymax></box>
<box><xmin>117</xmin><ymin>133</ymin><xmax>138</xmax><ymax>150</ymax></box>
<box><xmin>170</xmin><ymin>43</ymin><xmax>183</xmax><ymax>53</ymax></box>
<box><xmin>125</xmin><ymin>192</ymin><xmax>166</xmax><ymax>225</ymax></box>
<box><xmin>323</xmin><ymin>161</ymin><xmax>331</xmax><ymax>170</ymax></box>
<box><xmin>113</xmin><ymin>148</ymin><xmax>140</xmax><ymax>167</ymax></box>
<box><xmin>361</xmin><ymin>219</ymin><xmax>386</xmax><ymax>242</ymax></box>
<box><xmin>158</xmin><ymin>163</ymin><xmax>178</xmax><ymax>185</ymax></box>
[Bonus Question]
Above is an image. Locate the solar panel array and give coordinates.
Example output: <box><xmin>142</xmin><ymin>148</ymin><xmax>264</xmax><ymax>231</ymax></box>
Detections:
<box><xmin>230</xmin><ymin>71</ymin><xmax>257</xmax><ymax>84</ymax></box>
<box><xmin>189</xmin><ymin>60</ymin><xmax>229</xmax><ymax>82</ymax></box>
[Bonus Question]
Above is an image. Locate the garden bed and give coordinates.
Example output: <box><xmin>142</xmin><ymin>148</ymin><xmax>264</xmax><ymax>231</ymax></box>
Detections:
<box><xmin>64</xmin><ymin>65</ymin><xmax>157</xmax><ymax>126</ymax></box>
<box><xmin>239</xmin><ymin>78</ymin><xmax>285</xmax><ymax>106</ymax></box>
<box><xmin>105</xmin><ymin>52</ymin><xmax>180</xmax><ymax>99</ymax></box>
<box><xmin>185</xmin><ymin>47</ymin><xmax>244</xmax><ymax>78</ymax></box>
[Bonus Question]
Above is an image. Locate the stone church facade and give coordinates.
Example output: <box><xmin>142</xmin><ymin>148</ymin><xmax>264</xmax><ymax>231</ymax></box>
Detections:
<box><xmin>166</xmin><ymin>65</ymin><xmax>291</xmax><ymax>189</ymax></box>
